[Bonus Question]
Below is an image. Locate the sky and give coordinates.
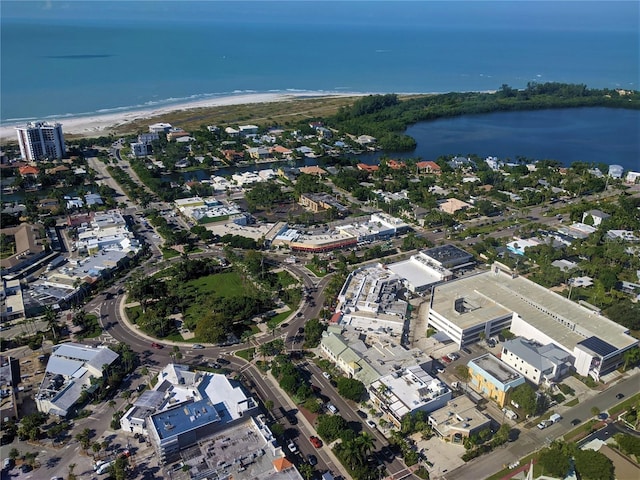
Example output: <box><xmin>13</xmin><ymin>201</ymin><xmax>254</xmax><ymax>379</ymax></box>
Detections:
<box><xmin>2</xmin><ymin>1</ymin><xmax>639</xmax><ymax>32</ymax></box>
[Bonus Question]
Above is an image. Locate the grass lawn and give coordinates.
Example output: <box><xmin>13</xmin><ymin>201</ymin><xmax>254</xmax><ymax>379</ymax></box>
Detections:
<box><xmin>266</xmin><ymin>309</ymin><xmax>291</xmax><ymax>329</ymax></box>
<box><xmin>161</xmin><ymin>247</ymin><xmax>181</xmax><ymax>259</ymax></box>
<box><xmin>276</xmin><ymin>270</ymin><xmax>297</xmax><ymax>288</ymax></box>
<box><xmin>609</xmin><ymin>392</ymin><xmax>640</xmax><ymax>417</ymax></box>
<box><xmin>563</xmin><ymin>419</ymin><xmax>597</xmax><ymax>441</ymax></box>
<box><xmin>565</xmin><ymin>398</ymin><xmax>580</xmax><ymax>407</ymax></box>
<box><xmin>164</xmin><ymin>332</ymin><xmax>185</xmax><ymax>342</ymax></box>
<box><xmin>305</xmin><ymin>264</ymin><xmax>328</xmax><ymax>277</ymax></box>
<box><xmin>187</xmin><ymin>271</ymin><xmax>245</xmax><ymax>298</ymax></box>
<box><xmin>125</xmin><ymin>305</ymin><xmax>143</xmax><ymax>324</ymax></box>
<box><xmin>236</xmin><ymin>348</ymin><xmax>255</xmax><ymax>361</ymax></box>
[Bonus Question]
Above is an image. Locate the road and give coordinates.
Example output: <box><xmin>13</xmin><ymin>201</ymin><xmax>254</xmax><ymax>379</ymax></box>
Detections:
<box><xmin>78</xmin><ymin>253</ymin><xmax>358</xmax><ymax>478</ymax></box>
<box><xmin>445</xmin><ymin>374</ymin><xmax>640</xmax><ymax>480</ymax></box>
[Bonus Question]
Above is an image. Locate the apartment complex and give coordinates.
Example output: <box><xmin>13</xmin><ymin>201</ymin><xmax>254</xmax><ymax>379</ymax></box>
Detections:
<box><xmin>16</xmin><ymin>122</ymin><xmax>66</xmax><ymax>161</ymax></box>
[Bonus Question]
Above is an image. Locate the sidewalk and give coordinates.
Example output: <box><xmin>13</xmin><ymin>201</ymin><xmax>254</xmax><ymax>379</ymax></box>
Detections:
<box><xmin>265</xmin><ymin>369</ymin><xmax>352</xmax><ymax>480</ymax></box>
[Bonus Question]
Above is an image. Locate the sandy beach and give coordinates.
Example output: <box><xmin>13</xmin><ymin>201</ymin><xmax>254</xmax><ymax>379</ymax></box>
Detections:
<box><xmin>0</xmin><ymin>91</ymin><xmax>362</xmax><ymax>142</ymax></box>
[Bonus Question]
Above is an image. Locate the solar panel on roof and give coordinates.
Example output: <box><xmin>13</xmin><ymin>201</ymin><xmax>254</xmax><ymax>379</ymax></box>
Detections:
<box><xmin>579</xmin><ymin>336</ymin><xmax>617</xmax><ymax>357</ymax></box>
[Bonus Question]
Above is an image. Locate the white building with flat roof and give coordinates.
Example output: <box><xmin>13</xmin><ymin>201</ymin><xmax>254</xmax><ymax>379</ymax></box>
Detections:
<box><xmin>337</xmin><ymin>264</ymin><xmax>408</xmax><ymax>334</ymax></box>
<box><xmin>132</xmin><ymin>364</ymin><xmax>259</xmax><ymax>462</ymax></box>
<box><xmin>370</xmin><ymin>365</ymin><xmax>451</xmax><ymax>427</ymax></box>
<box><xmin>428</xmin><ymin>267</ymin><xmax>638</xmax><ymax>380</ymax></box>
<box><xmin>16</xmin><ymin>122</ymin><xmax>65</xmax><ymax>161</ymax></box>
<box><xmin>387</xmin><ymin>251</ymin><xmax>453</xmax><ymax>293</ymax></box>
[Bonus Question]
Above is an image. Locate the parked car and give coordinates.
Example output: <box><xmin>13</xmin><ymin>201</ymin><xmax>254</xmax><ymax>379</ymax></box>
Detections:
<box><xmin>192</xmin><ymin>344</ymin><xmax>204</xmax><ymax>349</ymax></box>
<box><xmin>380</xmin><ymin>446</ymin><xmax>394</xmax><ymax>462</ymax></box>
<box><xmin>356</xmin><ymin>410</ymin><xmax>368</xmax><ymax>419</ymax></box>
<box><xmin>307</xmin><ymin>454</ymin><xmax>318</xmax><ymax>466</ymax></box>
<box><xmin>280</xmin><ymin>323</ymin><xmax>289</xmax><ymax>328</ymax></box>
<box><xmin>322</xmin><ymin>371</ymin><xmax>331</xmax><ymax>380</ymax></box>
<box><xmin>3</xmin><ymin>458</ymin><xmax>14</xmax><ymax>470</ymax></box>
<box><xmin>441</xmin><ymin>356</ymin><xmax>452</xmax><ymax>364</ymax></box>
<box><xmin>309</xmin><ymin>435</ymin><xmax>322</xmax><ymax>448</ymax></box>
<box><xmin>326</xmin><ymin>403</ymin><xmax>338</xmax><ymax>414</ymax></box>
<box><xmin>287</xmin><ymin>440</ymin><xmax>297</xmax><ymax>453</ymax></box>
<box><xmin>571</xmin><ymin>418</ymin><xmax>581</xmax><ymax>426</ymax></box>
<box><xmin>447</xmin><ymin>353</ymin><xmax>459</xmax><ymax>361</ymax></box>
<box><xmin>367</xmin><ymin>419</ymin><xmax>377</xmax><ymax>429</ymax></box>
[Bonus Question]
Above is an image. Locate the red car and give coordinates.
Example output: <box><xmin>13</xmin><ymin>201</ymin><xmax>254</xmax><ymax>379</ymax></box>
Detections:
<box><xmin>151</xmin><ymin>342</ymin><xmax>163</xmax><ymax>349</ymax></box>
<box><xmin>309</xmin><ymin>436</ymin><xmax>322</xmax><ymax>448</ymax></box>
<box><xmin>441</xmin><ymin>355</ymin><xmax>452</xmax><ymax>364</ymax></box>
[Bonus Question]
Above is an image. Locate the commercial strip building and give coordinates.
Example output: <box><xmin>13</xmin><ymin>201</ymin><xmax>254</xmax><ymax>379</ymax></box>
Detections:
<box><xmin>428</xmin><ymin>395</ymin><xmax>491</xmax><ymax>444</ymax></box>
<box><xmin>35</xmin><ymin>343</ymin><xmax>118</xmax><ymax>417</ymax></box>
<box><xmin>427</xmin><ymin>267</ymin><xmax>638</xmax><ymax>380</ymax></box>
<box><xmin>74</xmin><ymin>210</ymin><xmax>140</xmax><ymax>254</ymax></box>
<box><xmin>369</xmin><ymin>364</ymin><xmax>451</xmax><ymax>428</ymax></box>
<box><xmin>319</xmin><ymin>328</ymin><xmax>428</xmax><ymax>386</ymax></box>
<box><xmin>15</xmin><ymin>121</ymin><xmax>66</xmax><ymax>161</ymax></box>
<box><xmin>467</xmin><ymin>354</ymin><xmax>525</xmax><ymax>408</ymax></box>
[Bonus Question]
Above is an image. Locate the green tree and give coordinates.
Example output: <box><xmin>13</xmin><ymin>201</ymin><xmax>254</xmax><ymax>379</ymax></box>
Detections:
<box><xmin>574</xmin><ymin>448</ymin><xmax>614</xmax><ymax>480</ymax></box>
<box><xmin>8</xmin><ymin>448</ymin><xmax>19</xmax><ymax>461</ymax></box>
<box><xmin>316</xmin><ymin>414</ymin><xmax>348</xmax><ymax>442</ymax></box>
<box><xmin>538</xmin><ymin>444</ymin><xmax>570</xmax><ymax>478</ymax></box>
<box><xmin>336</xmin><ymin>377</ymin><xmax>366</xmax><ymax>402</ymax></box>
<box><xmin>613</xmin><ymin>433</ymin><xmax>640</xmax><ymax>458</ymax></box>
<box><xmin>510</xmin><ymin>383</ymin><xmax>538</xmax><ymax>415</ymax></box>
<box><xmin>298</xmin><ymin>462</ymin><xmax>314</xmax><ymax>480</ymax></box>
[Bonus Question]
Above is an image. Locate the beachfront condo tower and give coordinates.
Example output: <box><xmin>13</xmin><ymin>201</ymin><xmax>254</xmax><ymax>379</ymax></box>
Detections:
<box><xmin>16</xmin><ymin>121</ymin><xmax>66</xmax><ymax>161</ymax></box>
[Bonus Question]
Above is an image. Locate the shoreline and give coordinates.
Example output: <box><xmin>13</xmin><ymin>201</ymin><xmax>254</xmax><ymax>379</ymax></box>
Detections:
<box><xmin>0</xmin><ymin>91</ymin><xmax>368</xmax><ymax>142</ymax></box>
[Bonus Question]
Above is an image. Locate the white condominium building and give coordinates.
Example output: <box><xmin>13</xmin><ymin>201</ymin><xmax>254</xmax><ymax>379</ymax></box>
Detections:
<box><xmin>16</xmin><ymin>122</ymin><xmax>66</xmax><ymax>161</ymax></box>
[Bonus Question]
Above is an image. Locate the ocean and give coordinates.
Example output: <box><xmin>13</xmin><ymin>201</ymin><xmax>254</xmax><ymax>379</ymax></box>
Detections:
<box><xmin>1</xmin><ymin>1</ymin><xmax>638</xmax><ymax>122</ymax></box>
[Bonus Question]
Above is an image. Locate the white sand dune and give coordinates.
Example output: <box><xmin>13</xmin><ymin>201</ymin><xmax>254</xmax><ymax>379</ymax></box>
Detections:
<box><xmin>0</xmin><ymin>92</ymin><xmax>363</xmax><ymax>141</ymax></box>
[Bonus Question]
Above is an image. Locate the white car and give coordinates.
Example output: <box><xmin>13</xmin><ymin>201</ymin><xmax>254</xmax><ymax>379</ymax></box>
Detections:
<box><xmin>287</xmin><ymin>440</ymin><xmax>297</xmax><ymax>453</ymax></box>
<box><xmin>322</xmin><ymin>371</ymin><xmax>331</xmax><ymax>380</ymax></box>
<box><xmin>367</xmin><ymin>419</ymin><xmax>377</xmax><ymax>429</ymax></box>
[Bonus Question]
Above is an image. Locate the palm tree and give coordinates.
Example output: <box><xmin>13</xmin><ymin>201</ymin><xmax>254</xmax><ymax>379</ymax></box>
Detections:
<box><xmin>356</xmin><ymin>432</ymin><xmax>375</xmax><ymax>460</ymax></box>
<box><xmin>44</xmin><ymin>306</ymin><xmax>59</xmax><ymax>340</ymax></box>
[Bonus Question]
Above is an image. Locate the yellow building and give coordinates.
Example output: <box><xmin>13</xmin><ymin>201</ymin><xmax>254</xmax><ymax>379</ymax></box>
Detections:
<box><xmin>467</xmin><ymin>353</ymin><xmax>525</xmax><ymax>407</ymax></box>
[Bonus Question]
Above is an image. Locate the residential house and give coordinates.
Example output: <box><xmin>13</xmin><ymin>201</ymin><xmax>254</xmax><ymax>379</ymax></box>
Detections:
<box><xmin>416</xmin><ymin>161</ymin><xmax>441</xmax><ymax>175</ymax></box>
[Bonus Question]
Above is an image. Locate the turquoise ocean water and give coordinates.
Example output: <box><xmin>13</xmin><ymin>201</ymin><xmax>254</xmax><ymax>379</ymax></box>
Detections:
<box><xmin>1</xmin><ymin>1</ymin><xmax>638</xmax><ymax>122</ymax></box>
<box><xmin>1</xmin><ymin>1</ymin><xmax>638</xmax><ymax>170</ymax></box>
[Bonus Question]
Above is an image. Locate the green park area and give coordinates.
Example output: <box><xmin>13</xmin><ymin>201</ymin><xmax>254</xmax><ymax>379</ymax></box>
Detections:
<box><xmin>125</xmin><ymin>256</ymin><xmax>300</xmax><ymax>345</ymax></box>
